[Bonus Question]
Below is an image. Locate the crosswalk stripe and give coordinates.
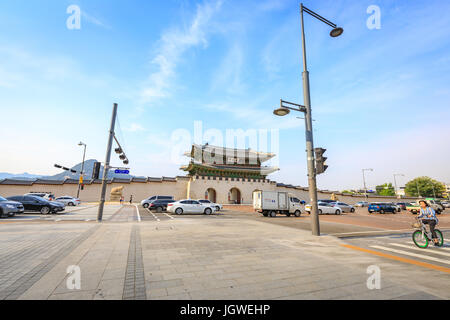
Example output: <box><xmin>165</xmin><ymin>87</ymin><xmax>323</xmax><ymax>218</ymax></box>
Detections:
<box><xmin>370</xmin><ymin>245</ymin><xmax>450</xmax><ymax>265</ymax></box>
<box><xmin>390</xmin><ymin>243</ymin><xmax>450</xmax><ymax>257</ymax></box>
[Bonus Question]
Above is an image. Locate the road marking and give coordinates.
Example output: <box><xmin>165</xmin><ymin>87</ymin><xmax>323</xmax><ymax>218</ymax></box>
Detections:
<box><xmin>146</xmin><ymin>208</ymin><xmax>160</xmax><ymax>221</ymax></box>
<box><xmin>341</xmin><ymin>244</ymin><xmax>450</xmax><ymax>274</ymax></box>
<box><xmin>161</xmin><ymin>212</ymin><xmax>174</xmax><ymax>220</ymax></box>
<box><xmin>390</xmin><ymin>243</ymin><xmax>450</xmax><ymax>257</ymax></box>
<box><xmin>370</xmin><ymin>245</ymin><xmax>450</xmax><ymax>265</ymax></box>
<box><xmin>134</xmin><ymin>204</ymin><xmax>141</xmax><ymax>222</ymax></box>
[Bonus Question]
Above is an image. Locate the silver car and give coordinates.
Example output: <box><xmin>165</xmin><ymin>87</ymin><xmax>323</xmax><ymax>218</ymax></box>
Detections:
<box><xmin>55</xmin><ymin>196</ymin><xmax>80</xmax><ymax>206</ymax></box>
<box><xmin>331</xmin><ymin>202</ymin><xmax>355</xmax><ymax>213</ymax></box>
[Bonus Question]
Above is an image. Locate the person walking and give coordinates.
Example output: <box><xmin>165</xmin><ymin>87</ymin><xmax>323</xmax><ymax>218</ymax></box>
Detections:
<box><xmin>129</xmin><ymin>195</ymin><xmax>133</xmax><ymax>204</ymax></box>
<box><xmin>120</xmin><ymin>196</ymin><xmax>124</xmax><ymax>205</ymax></box>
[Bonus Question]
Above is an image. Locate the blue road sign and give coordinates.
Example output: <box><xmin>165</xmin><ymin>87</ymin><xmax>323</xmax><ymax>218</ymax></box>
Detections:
<box><xmin>114</xmin><ymin>169</ymin><xmax>130</xmax><ymax>174</ymax></box>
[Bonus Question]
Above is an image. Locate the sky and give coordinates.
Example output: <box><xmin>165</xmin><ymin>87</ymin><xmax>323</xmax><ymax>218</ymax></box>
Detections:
<box><xmin>0</xmin><ymin>0</ymin><xmax>449</xmax><ymax>191</ymax></box>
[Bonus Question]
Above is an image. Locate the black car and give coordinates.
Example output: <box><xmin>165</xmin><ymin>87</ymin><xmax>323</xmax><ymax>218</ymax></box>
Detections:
<box><xmin>7</xmin><ymin>195</ymin><xmax>65</xmax><ymax>214</ymax></box>
<box><xmin>148</xmin><ymin>199</ymin><xmax>175</xmax><ymax>212</ymax></box>
<box><xmin>0</xmin><ymin>196</ymin><xmax>24</xmax><ymax>217</ymax></box>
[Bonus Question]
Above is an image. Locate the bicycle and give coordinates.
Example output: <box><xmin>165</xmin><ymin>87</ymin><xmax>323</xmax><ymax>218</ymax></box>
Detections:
<box><xmin>412</xmin><ymin>218</ymin><xmax>444</xmax><ymax>248</ymax></box>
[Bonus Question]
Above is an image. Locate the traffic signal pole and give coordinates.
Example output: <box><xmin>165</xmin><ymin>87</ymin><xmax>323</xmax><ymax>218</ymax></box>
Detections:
<box><xmin>97</xmin><ymin>103</ymin><xmax>118</xmax><ymax>222</ymax></box>
<box><xmin>300</xmin><ymin>4</ymin><xmax>320</xmax><ymax>236</ymax></box>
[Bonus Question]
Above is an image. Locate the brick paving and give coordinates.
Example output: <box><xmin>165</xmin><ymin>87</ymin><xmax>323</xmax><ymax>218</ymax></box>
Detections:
<box><xmin>0</xmin><ymin>205</ymin><xmax>446</xmax><ymax>300</ymax></box>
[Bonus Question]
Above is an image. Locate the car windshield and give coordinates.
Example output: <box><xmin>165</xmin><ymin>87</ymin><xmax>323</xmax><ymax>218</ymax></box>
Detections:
<box><xmin>0</xmin><ymin>196</ymin><xmax>7</xmax><ymax>201</ymax></box>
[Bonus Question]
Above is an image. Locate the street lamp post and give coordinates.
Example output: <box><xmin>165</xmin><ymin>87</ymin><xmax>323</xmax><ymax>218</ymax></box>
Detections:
<box><xmin>274</xmin><ymin>4</ymin><xmax>343</xmax><ymax>236</ymax></box>
<box><xmin>77</xmin><ymin>142</ymin><xmax>87</xmax><ymax>199</ymax></box>
<box><xmin>362</xmin><ymin>168</ymin><xmax>373</xmax><ymax>201</ymax></box>
<box><xmin>393</xmin><ymin>173</ymin><xmax>404</xmax><ymax>198</ymax></box>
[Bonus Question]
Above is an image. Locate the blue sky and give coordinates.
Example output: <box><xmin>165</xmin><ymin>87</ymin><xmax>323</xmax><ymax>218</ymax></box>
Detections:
<box><xmin>0</xmin><ymin>0</ymin><xmax>449</xmax><ymax>190</ymax></box>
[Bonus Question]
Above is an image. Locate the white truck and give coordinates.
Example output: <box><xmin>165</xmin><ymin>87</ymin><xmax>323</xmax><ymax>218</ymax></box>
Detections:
<box><xmin>253</xmin><ymin>191</ymin><xmax>303</xmax><ymax>217</ymax></box>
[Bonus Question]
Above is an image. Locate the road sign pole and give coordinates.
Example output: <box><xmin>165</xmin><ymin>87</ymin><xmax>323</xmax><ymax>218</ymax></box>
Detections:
<box><xmin>97</xmin><ymin>103</ymin><xmax>118</xmax><ymax>222</ymax></box>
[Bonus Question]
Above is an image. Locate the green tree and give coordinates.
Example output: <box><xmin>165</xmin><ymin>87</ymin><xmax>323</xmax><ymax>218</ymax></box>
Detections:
<box><xmin>404</xmin><ymin>176</ymin><xmax>445</xmax><ymax>198</ymax></box>
<box><xmin>375</xmin><ymin>183</ymin><xmax>396</xmax><ymax>196</ymax></box>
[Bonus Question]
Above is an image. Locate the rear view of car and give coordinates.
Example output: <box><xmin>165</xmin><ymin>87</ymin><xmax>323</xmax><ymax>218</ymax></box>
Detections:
<box><xmin>148</xmin><ymin>199</ymin><xmax>175</xmax><ymax>212</ymax></box>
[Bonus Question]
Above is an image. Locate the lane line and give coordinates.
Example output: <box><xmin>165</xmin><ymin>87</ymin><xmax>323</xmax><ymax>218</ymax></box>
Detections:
<box><xmin>161</xmin><ymin>212</ymin><xmax>174</xmax><ymax>220</ymax></box>
<box><xmin>341</xmin><ymin>244</ymin><xmax>450</xmax><ymax>274</ymax></box>
<box><xmin>146</xmin><ymin>208</ymin><xmax>160</xmax><ymax>221</ymax></box>
<box><xmin>390</xmin><ymin>243</ymin><xmax>450</xmax><ymax>256</ymax></box>
<box><xmin>370</xmin><ymin>245</ymin><xmax>450</xmax><ymax>265</ymax></box>
<box><xmin>134</xmin><ymin>204</ymin><xmax>141</xmax><ymax>222</ymax></box>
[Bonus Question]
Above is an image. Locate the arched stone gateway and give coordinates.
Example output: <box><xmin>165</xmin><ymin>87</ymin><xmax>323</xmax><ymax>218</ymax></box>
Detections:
<box><xmin>229</xmin><ymin>187</ymin><xmax>241</xmax><ymax>204</ymax></box>
<box><xmin>205</xmin><ymin>188</ymin><xmax>217</xmax><ymax>203</ymax></box>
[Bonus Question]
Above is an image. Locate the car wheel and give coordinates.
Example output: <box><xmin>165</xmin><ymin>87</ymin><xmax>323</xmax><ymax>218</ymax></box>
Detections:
<box><xmin>156</xmin><ymin>206</ymin><xmax>163</xmax><ymax>213</ymax></box>
<box><xmin>40</xmin><ymin>206</ymin><xmax>50</xmax><ymax>215</ymax></box>
<box><xmin>204</xmin><ymin>208</ymin><xmax>212</xmax><ymax>215</ymax></box>
<box><xmin>269</xmin><ymin>211</ymin><xmax>276</xmax><ymax>217</ymax></box>
<box><xmin>143</xmin><ymin>203</ymin><xmax>149</xmax><ymax>208</ymax></box>
<box><xmin>318</xmin><ymin>209</ymin><xmax>322</xmax><ymax>214</ymax></box>
<box><xmin>380</xmin><ymin>209</ymin><xmax>385</xmax><ymax>214</ymax></box>
<box><xmin>262</xmin><ymin>212</ymin><xmax>268</xmax><ymax>217</ymax></box>
<box><xmin>294</xmin><ymin>210</ymin><xmax>301</xmax><ymax>217</ymax></box>
<box><xmin>350</xmin><ymin>208</ymin><xmax>355</xmax><ymax>213</ymax></box>
<box><xmin>335</xmin><ymin>210</ymin><xmax>341</xmax><ymax>215</ymax></box>
<box><xmin>68</xmin><ymin>202</ymin><xmax>74</xmax><ymax>206</ymax></box>
<box><xmin>175</xmin><ymin>208</ymin><xmax>183</xmax><ymax>215</ymax></box>
<box><xmin>286</xmin><ymin>213</ymin><xmax>291</xmax><ymax>217</ymax></box>
<box><xmin>215</xmin><ymin>206</ymin><xmax>220</xmax><ymax>211</ymax></box>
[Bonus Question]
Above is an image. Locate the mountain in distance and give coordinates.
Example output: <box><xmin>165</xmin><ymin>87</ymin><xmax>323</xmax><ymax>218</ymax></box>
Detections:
<box><xmin>48</xmin><ymin>159</ymin><xmax>137</xmax><ymax>180</ymax></box>
<box><xmin>0</xmin><ymin>159</ymin><xmax>141</xmax><ymax>181</ymax></box>
<box><xmin>0</xmin><ymin>172</ymin><xmax>43</xmax><ymax>180</ymax></box>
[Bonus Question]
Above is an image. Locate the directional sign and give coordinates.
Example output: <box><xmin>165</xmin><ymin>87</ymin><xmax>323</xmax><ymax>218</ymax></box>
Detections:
<box><xmin>114</xmin><ymin>169</ymin><xmax>130</xmax><ymax>174</ymax></box>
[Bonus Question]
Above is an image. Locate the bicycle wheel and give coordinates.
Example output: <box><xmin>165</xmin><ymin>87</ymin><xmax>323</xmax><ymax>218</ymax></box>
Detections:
<box><xmin>412</xmin><ymin>230</ymin><xmax>428</xmax><ymax>248</ymax></box>
<box><xmin>434</xmin><ymin>229</ymin><xmax>444</xmax><ymax>247</ymax></box>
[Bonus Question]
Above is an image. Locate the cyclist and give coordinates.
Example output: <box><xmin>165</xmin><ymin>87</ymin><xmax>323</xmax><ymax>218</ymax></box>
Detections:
<box><xmin>417</xmin><ymin>200</ymin><xmax>439</xmax><ymax>245</ymax></box>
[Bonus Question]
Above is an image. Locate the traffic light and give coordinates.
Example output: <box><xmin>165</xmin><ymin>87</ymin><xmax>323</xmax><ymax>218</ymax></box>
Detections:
<box><xmin>314</xmin><ymin>148</ymin><xmax>328</xmax><ymax>175</ymax></box>
<box><xmin>92</xmin><ymin>161</ymin><xmax>101</xmax><ymax>180</ymax></box>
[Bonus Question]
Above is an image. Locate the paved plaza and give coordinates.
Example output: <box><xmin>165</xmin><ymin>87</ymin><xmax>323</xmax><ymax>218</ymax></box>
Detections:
<box><xmin>0</xmin><ymin>204</ymin><xmax>448</xmax><ymax>300</ymax></box>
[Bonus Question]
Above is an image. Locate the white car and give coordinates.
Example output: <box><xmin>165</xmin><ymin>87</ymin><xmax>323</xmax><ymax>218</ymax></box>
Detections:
<box><xmin>54</xmin><ymin>196</ymin><xmax>80</xmax><ymax>206</ymax></box>
<box><xmin>305</xmin><ymin>202</ymin><xmax>342</xmax><ymax>215</ymax></box>
<box><xmin>167</xmin><ymin>199</ymin><xmax>216</xmax><ymax>215</ymax></box>
<box><xmin>197</xmin><ymin>199</ymin><xmax>222</xmax><ymax>211</ymax></box>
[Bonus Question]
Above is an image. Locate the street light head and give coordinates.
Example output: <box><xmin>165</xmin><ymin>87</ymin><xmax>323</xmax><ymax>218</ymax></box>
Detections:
<box><xmin>330</xmin><ymin>27</ymin><xmax>344</xmax><ymax>37</ymax></box>
<box><xmin>78</xmin><ymin>142</ymin><xmax>85</xmax><ymax>146</ymax></box>
<box><xmin>273</xmin><ymin>107</ymin><xmax>290</xmax><ymax>117</ymax></box>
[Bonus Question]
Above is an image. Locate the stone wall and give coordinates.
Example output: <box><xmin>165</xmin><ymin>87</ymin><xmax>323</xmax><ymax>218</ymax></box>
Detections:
<box><xmin>0</xmin><ymin>176</ymin><xmax>418</xmax><ymax>204</ymax></box>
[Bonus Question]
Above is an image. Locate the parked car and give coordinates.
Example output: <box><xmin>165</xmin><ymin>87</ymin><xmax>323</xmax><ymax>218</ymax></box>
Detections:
<box><xmin>387</xmin><ymin>202</ymin><xmax>402</xmax><ymax>212</ymax></box>
<box><xmin>55</xmin><ymin>196</ymin><xmax>80</xmax><ymax>206</ymax></box>
<box><xmin>354</xmin><ymin>201</ymin><xmax>369</xmax><ymax>207</ymax></box>
<box><xmin>147</xmin><ymin>199</ymin><xmax>175</xmax><ymax>212</ymax></box>
<box><xmin>197</xmin><ymin>199</ymin><xmax>223</xmax><ymax>211</ymax></box>
<box><xmin>167</xmin><ymin>200</ymin><xmax>216</xmax><ymax>215</ymax></box>
<box><xmin>368</xmin><ymin>203</ymin><xmax>397</xmax><ymax>214</ymax></box>
<box><xmin>434</xmin><ymin>200</ymin><xmax>445</xmax><ymax>211</ymax></box>
<box><xmin>305</xmin><ymin>202</ymin><xmax>342</xmax><ymax>215</ymax></box>
<box><xmin>441</xmin><ymin>201</ymin><xmax>450</xmax><ymax>208</ymax></box>
<box><xmin>0</xmin><ymin>196</ymin><xmax>24</xmax><ymax>217</ymax></box>
<box><xmin>141</xmin><ymin>195</ymin><xmax>174</xmax><ymax>208</ymax></box>
<box><xmin>395</xmin><ymin>202</ymin><xmax>408</xmax><ymax>210</ymax></box>
<box><xmin>330</xmin><ymin>202</ymin><xmax>355</xmax><ymax>213</ymax></box>
<box><xmin>406</xmin><ymin>200</ymin><xmax>442</xmax><ymax>215</ymax></box>
<box><xmin>24</xmin><ymin>193</ymin><xmax>55</xmax><ymax>201</ymax></box>
<box><xmin>7</xmin><ymin>195</ymin><xmax>65</xmax><ymax>214</ymax></box>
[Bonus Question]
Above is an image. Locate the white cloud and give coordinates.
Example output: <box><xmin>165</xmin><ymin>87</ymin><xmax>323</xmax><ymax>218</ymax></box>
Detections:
<box><xmin>140</xmin><ymin>0</ymin><xmax>223</xmax><ymax>104</ymax></box>
<box><xmin>125</xmin><ymin>123</ymin><xmax>146</xmax><ymax>132</ymax></box>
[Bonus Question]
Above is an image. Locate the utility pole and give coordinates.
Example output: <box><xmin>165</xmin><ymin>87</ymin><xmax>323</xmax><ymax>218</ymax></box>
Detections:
<box><xmin>97</xmin><ymin>103</ymin><xmax>118</xmax><ymax>222</ymax></box>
